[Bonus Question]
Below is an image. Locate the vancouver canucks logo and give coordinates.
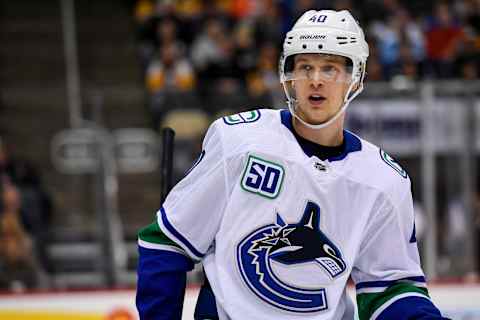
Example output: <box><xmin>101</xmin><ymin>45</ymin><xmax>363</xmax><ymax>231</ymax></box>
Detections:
<box><xmin>236</xmin><ymin>201</ymin><xmax>346</xmax><ymax>313</ymax></box>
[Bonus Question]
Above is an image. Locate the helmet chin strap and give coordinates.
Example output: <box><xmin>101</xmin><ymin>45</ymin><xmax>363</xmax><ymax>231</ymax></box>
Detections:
<box><xmin>284</xmin><ymin>77</ymin><xmax>364</xmax><ymax>130</ymax></box>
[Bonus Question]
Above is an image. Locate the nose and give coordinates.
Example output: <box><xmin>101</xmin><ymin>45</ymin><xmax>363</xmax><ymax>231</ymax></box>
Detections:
<box><xmin>309</xmin><ymin>70</ymin><xmax>325</xmax><ymax>88</ymax></box>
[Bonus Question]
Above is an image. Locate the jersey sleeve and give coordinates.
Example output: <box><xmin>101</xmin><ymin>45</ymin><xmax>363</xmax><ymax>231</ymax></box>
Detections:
<box><xmin>136</xmin><ymin>220</ymin><xmax>195</xmax><ymax>319</ymax></box>
<box><xmin>352</xmin><ymin>181</ymin><xmax>445</xmax><ymax>319</ymax></box>
<box><xmin>157</xmin><ymin>120</ymin><xmax>229</xmax><ymax>261</ymax></box>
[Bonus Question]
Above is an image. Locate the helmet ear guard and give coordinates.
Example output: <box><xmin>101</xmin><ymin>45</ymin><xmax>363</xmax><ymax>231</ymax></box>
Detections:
<box><xmin>279</xmin><ymin>10</ymin><xmax>369</xmax><ymax>130</ymax></box>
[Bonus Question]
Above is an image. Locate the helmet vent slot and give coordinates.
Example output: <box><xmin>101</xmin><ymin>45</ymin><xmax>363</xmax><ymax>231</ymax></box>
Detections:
<box><xmin>318</xmin><ymin>44</ymin><xmax>323</xmax><ymax>49</ymax></box>
<box><xmin>336</xmin><ymin>36</ymin><xmax>347</xmax><ymax>40</ymax></box>
<box><xmin>338</xmin><ymin>42</ymin><xmax>348</xmax><ymax>45</ymax></box>
<box><xmin>302</xmin><ymin>44</ymin><xmax>307</xmax><ymax>49</ymax></box>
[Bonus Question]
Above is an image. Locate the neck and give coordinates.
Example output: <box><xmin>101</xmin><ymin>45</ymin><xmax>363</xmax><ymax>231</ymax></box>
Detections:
<box><xmin>292</xmin><ymin>114</ymin><xmax>345</xmax><ymax>146</ymax></box>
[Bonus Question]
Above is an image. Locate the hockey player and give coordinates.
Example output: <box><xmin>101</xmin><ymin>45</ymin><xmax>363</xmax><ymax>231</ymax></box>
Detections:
<box><xmin>136</xmin><ymin>9</ymin><xmax>447</xmax><ymax>320</ymax></box>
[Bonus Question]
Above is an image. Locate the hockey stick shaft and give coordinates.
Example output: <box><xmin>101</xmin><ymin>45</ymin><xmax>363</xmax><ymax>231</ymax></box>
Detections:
<box><xmin>160</xmin><ymin>127</ymin><xmax>175</xmax><ymax>205</ymax></box>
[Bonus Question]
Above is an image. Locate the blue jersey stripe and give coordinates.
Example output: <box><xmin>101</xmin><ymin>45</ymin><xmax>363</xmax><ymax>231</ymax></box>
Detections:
<box><xmin>138</xmin><ymin>246</ymin><xmax>194</xmax><ymax>272</ymax></box>
<box><xmin>159</xmin><ymin>207</ymin><xmax>205</xmax><ymax>259</ymax></box>
<box><xmin>376</xmin><ymin>295</ymin><xmax>444</xmax><ymax>320</ymax></box>
<box><xmin>356</xmin><ymin>276</ymin><xmax>426</xmax><ymax>290</ymax></box>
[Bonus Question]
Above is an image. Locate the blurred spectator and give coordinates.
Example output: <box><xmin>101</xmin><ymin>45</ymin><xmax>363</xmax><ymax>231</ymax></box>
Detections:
<box><xmin>252</xmin><ymin>0</ymin><xmax>286</xmax><ymax>46</ymax></box>
<box><xmin>13</xmin><ymin>162</ymin><xmax>53</xmax><ymax>274</ymax></box>
<box><xmin>191</xmin><ymin>17</ymin><xmax>245</xmax><ymax>113</ymax></box>
<box><xmin>458</xmin><ymin>55</ymin><xmax>479</xmax><ymax>80</ymax></box>
<box><xmin>146</xmin><ymin>42</ymin><xmax>197</xmax><ymax>128</ymax></box>
<box><xmin>233</xmin><ymin>21</ymin><xmax>257</xmax><ymax>76</ymax></box>
<box><xmin>332</xmin><ymin>0</ymin><xmax>357</xmax><ymax>17</ymax></box>
<box><xmin>398</xmin><ymin>9</ymin><xmax>426</xmax><ymax>65</ymax></box>
<box><xmin>366</xmin><ymin>55</ymin><xmax>384</xmax><ymax>82</ymax></box>
<box><xmin>290</xmin><ymin>0</ymin><xmax>319</xmax><ymax>21</ymax></box>
<box><xmin>454</xmin><ymin>21</ymin><xmax>480</xmax><ymax>79</ymax></box>
<box><xmin>137</xmin><ymin>14</ymin><xmax>186</xmax><ymax>73</ymax></box>
<box><xmin>369</xmin><ymin>16</ymin><xmax>402</xmax><ymax>79</ymax></box>
<box><xmin>228</xmin><ymin>0</ymin><xmax>259</xmax><ymax>20</ymax></box>
<box><xmin>246</xmin><ymin>42</ymin><xmax>282</xmax><ymax>108</ymax></box>
<box><xmin>175</xmin><ymin>0</ymin><xmax>204</xmax><ymax>19</ymax></box>
<box><xmin>467</xmin><ymin>2</ymin><xmax>480</xmax><ymax>44</ymax></box>
<box><xmin>191</xmin><ymin>17</ymin><xmax>238</xmax><ymax>79</ymax></box>
<box><xmin>155</xmin><ymin>17</ymin><xmax>186</xmax><ymax>52</ymax></box>
<box><xmin>389</xmin><ymin>42</ymin><xmax>420</xmax><ymax>88</ymax></box>
<box><xmin>424</xmin><ymin>2</ymin><xmax>466</xmax><ymax>78</ymax></box>
<box><xmin>454</xmin><ymin>0</ymin><xmax>480</xmax><ymax>39</ymax></box>
<box><xmin>205</xmin><ymin>78</ymin><xmax>249</xmax><ymax>115</ymax></box>
<box><xmin>135</xmin><ymin>1</ymin><xmax>193</xmax><ymax>73</ymax></box>
<box><xmin>369</xmin><ymin>7</ymin><xmax>424</xmax><ymax>80</ymax></box>
<box><xmin>134</xmin><ymin>0</ymin><xmax>155</xmax><ymax>23</ymax></box>
<box><xmin>0</xmin><ymin>175</ymin><xmax>47</xmax><ymax>290</ymax></box>
<box><xmin>0</xmin><ymin>137</ymin><xmax>13</xmax><ymax>180</ymax></box>
<box><xmin>0</xmin><ymin>138</ymin><xmax>53</xmax><ymax>275</ymax></box>
<box><xmin>375</xmin><ymin>0</ymin><xmax>402</xmax><ymax>20</ymax></box>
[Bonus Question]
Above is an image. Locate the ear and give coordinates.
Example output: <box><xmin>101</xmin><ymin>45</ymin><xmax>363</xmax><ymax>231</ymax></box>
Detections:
<box><xmin>345</xmin><ymin>81</ymin><xmax>360</xmax><ymax>98</ymax></box>
<box><xmin>351</xmin><ymin>81</ymin><xmax>360</xmax><ymax>93</ymax></box>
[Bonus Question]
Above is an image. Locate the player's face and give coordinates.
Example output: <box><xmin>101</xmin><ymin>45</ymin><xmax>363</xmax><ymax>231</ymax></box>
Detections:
<box><xmin>289</xmin><ymin>54</ymin><xmax>352</xmax><ymax>125</ymax></box>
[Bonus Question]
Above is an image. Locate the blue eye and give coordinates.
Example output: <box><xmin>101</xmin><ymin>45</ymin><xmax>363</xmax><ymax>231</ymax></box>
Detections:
<box><xmin>321</xmin><ymin>65</ymin><xmax>340</xmax><ymax>78</ymax></box>
<box><xmin>299</xmin><ymin>64</ymin><xmax>312</xmax><ymax>71</ymax></box>
<box><xmin>321</xmin><ymin>65</ymin><xmax>336</xmax><ymax>73</ymax></box>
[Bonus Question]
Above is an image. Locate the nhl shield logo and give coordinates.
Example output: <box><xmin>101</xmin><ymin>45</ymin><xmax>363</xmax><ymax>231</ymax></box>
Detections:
<box><xmin>236</xmin><ymin>201</ymin><xmax>347</xmax><ymax>313</ymax></box>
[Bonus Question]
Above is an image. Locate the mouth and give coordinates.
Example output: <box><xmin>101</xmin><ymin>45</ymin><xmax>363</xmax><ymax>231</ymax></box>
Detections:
<box><xmin>308</xmin><ymin>94</ymin><xmax>326</xmax><ymax>105</ymax></box>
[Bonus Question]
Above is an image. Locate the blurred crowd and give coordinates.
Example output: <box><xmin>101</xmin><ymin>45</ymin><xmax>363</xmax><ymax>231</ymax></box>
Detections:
<box><xmin>0</xmin><ymin>137</ymin><xmax>52</xmax><ymax>290</ymax></box>
<box><xmin>133</xmin><ymin>0</ymin><xmax>480</xmax><ymax>129</ymax></box>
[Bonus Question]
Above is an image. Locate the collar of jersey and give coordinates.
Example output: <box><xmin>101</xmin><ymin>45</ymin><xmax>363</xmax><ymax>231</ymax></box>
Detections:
<box><xmin>280</xmin><ymin>109</ymin><xmax>362</xmax><ymax>161</ymax></box>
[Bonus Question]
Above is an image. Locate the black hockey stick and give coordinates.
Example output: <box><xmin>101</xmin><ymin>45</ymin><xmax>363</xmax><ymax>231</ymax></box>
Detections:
<box><xmin>160</xmin><ymin>127</ymin><xmax>175</xmax><ymax>205</ymax></box>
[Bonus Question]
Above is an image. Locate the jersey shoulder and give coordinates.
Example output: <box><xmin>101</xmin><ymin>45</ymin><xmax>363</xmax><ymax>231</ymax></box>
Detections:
<box><xmin>345</xmin><ymin>133</ymin><xmax>411</xmax><ymax>202</ymax></box>
<box><xmin>212</xmin><ymin>108</ymin><xmax>285</xmax><ymax>157</ymax></box>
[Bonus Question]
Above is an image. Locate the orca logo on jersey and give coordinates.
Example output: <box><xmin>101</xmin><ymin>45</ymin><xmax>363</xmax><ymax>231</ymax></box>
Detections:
<box><xmin>236</xmin><ymin>201</ymin><xmax>346</xmax><ymax>313</ymax></box>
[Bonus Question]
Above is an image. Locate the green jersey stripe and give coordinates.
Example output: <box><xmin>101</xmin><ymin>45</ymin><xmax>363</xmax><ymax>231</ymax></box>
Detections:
<box><xmin>138</xmin><ymin>221</ymin><xmax>182</xmax><ymax>248</ymax></box>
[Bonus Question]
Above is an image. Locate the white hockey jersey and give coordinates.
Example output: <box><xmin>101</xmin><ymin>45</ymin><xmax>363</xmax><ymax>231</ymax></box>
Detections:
<box><xmin>156</xmin><ymin>109</ymin><xmax>427</xmax><ymax>320</ymax></box>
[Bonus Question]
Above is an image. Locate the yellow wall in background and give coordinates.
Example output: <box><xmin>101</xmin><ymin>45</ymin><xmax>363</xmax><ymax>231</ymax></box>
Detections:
<box><xmin>0</xmin><ymin>311</ymin><xmax>102</xmax><ymax>320</ymax></box>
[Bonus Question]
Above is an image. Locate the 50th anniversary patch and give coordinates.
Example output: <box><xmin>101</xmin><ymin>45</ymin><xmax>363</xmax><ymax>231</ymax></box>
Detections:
<box><xmin>241</xmin><ymin>155</ymin><xmax>285</xmax><ymax>199</ymax></box>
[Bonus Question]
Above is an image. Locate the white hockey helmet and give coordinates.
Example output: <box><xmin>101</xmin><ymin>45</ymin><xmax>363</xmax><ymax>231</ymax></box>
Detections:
<box><xmin>279</xmin><ymin>10</ymin><xmax>369</xmax><ymax>129</ymax></box>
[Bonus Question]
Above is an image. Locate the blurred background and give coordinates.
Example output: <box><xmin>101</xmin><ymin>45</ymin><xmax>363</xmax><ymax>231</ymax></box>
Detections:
<box><xmin>0</xmin><ymin>0</ymin><xmax>479</xmax><ymax>319</ymax></box>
